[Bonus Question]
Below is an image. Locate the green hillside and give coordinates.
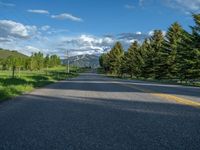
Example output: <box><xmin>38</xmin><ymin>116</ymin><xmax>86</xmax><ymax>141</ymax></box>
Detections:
<box><xmin>0</xmin><ymin>48</ymin><xmax>27</xmax><ymax>59</ymax></box>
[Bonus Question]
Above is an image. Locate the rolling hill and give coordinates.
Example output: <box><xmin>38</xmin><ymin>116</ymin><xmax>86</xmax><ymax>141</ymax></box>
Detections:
<box><xmin>0</xmin><ymin>48</ymin><xmax>28</xmax><ymax>59</ymax></box>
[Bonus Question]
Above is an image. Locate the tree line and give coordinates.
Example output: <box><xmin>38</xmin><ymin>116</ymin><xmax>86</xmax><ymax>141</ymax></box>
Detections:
<box><xmin>0</xmin><ymin>52</ymin><xmax>61</xmax><ymax>77</ymax></box>
<box><xmin>99</xmin><ymin>14</ymin><xmax>200</xmax><ymax>83</ymax></box>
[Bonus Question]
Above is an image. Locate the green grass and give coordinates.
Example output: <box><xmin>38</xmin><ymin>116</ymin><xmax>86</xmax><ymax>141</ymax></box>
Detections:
<box><xmin>104</xmin><ymin>73</ymin><xmax>200</xmax><ymax>87</ymax></box>
<box><xmin>0</xmin><ymin>66</ymin><xmax>79</xmax><ymax>101</ymax></box>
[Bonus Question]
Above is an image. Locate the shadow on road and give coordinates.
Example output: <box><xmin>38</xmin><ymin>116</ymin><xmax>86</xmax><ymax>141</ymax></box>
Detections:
<box><xmin>43</xmin><ymin>73</ymin><xmax>200</xmax><ymax>99</ymax></box>
<box><xmin>0</xmin><ymin>93</ymin><xmax>199</xmax><ymax>150</ymax></box>
<box><xmin>1</xmin><ymin>73</ymin><xmax>200</xmax><ymax>150</ymax></box>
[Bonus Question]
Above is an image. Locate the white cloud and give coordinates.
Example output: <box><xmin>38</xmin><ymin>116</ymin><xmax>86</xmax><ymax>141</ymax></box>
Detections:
<box><xmin>148</xmin><ymin>30</ymin><xmax>154</xmax><ymax>36</ymax></box>
<box><xmin>0</xmin><ymin>20</ymin><xmax>37</xmax><ymax>39</ymax></box>
<box><xmin>40</xmin><ymin>25</ymin><xmax>50</xmax><ymax>31</ymax></box>
<box><xmin>47</xmin><ymin>29</ymin><xmax>69</xmax><ymax>35</ymax></box>
<box><xmin>140</xmin><ymin>0</ymin><xmax>200</xmax><ymax>13</ymax></box>
<box><xmin>0</xmin><ymin>20</ymin><xmax>150</xmax><ymax>57</ymax></box>
<box><xmin>51</xmin><ymin>13</ymin><xmax>83</xmax><ymax>22</ymax></box>
<box><xmin>27</xmin><ymin>9</ymin><xmax>49</xmax><ymax>14</ymax></box>
<box><xmin>136</xmin><ymin>31</ymin><xmax>142</xmax><ymax>35</ymax></box>
<box><xmin>23</xmin><ymin>46</ymin><xmax>41</xmax><ymax>55</ymax></box>
<box><xmin>0</xmin><ymin>1</ymin><xmax>15</xmax><ymax>7</ymax></box>
<box><xmin>168</xmin><ymin>0</ymin><xmax>200</xmax><ymax>12</ymax></box>
<box><xmin>55</xmin><ymin>34</ymin><xmax>115</xmax><ymax>56</ymax></box>
<box><xmin>129</xmin><ymin>39</ymin><xmax>138</xmax><ymax>43</ymax></box>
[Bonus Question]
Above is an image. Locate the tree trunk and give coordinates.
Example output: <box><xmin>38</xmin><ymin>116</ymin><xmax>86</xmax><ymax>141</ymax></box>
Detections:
<box><xmin>18</xmin><ymin>67</ymin><xmax>21</xmax><ymax>77</ymax></box>
<box><xmin>12</xmin><ymin>66</ymin><xmax>15</xmax><ymax>78</ymax></box>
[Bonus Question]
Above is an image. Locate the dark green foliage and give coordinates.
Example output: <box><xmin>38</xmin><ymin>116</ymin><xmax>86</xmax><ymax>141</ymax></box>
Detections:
<box><xmin>140</xmin><ymin>39</ymin><xmax>151</xmax><ymax>78</ymax></box>
<box><xmin>99</xmin><ymin>53</ymin><xmax>110</xmax><ymax>72</ymax></box>
<box><xmin>126</xmin><ymin>41</ymin><xmax>144</xmax><ymax>78</ymax></box>
<box><xmin>108</xmin><ymin>42</ymin><xmax>124</xmax><ymax>75</ymax></box>
<box><xmin>177</xmin><ymin>14</ymin><xmax>200</xmax><ymax>81</ymax></box>
<box><xmin>99</xmin><ymin>42</ymin><xmax>124</xmax><ymax>76</ymax></box>
<box><xmin>149</xmin><ymin>30</ymin><xmax>165</xmax><ymax>79</ymax></box>
<box><xmin>0</xmin><ymin>49</ymin><xmax>61</xmax><ymax>78</ymax></box>
<box><xmin>159</xmin><ymin>22</ymin><xmax>184</xmax><ymax>79</ymax></box>
<box><xmin>99</xmin><ymin>13</ymin><xmax>200</xmax><ymax>83</ymax></box>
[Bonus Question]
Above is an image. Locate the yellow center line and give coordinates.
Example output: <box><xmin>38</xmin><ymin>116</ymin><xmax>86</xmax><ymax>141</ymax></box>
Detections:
<box><xmin>113</xmin><ymin>81</ymin><xmax>200</xmax><ymax>108</ymax></box>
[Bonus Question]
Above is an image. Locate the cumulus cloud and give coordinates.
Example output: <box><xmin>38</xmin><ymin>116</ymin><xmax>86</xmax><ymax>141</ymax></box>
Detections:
<box><xmin>0</xmin><ymin>30</ymin><xmax>150</xmax><ymax>57</ymax></box>
<box><xmin>51</xmin><ymin>13</ymin><xmax>83</xmax><ymax>22</ymax></box>
<box><xmin>57</xmin><ymin>35</ymin><xmax>113</xmax><ymax>56</ymax></box>
<box><xmin>55</xmin><ymin>33</ymin><xmax>150</xmax><ymax>56</ymax></box>
<box><xmin>27</xmin><ymin>9</ymin><xmax>49</xmax><ymax>14</ymax></box>
<box><xmin>0</xmin><ymin>19</ymin><xmax>151</xmax><ymax>57</ymax></box>
<box><xmin>0</xmin><ymin>20</ymin><xmax>37</xmax><ymax>39</ymax></box>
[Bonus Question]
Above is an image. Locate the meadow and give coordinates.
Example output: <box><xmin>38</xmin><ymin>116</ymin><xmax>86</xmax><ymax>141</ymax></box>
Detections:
<box><xmin>0</xmin><ymin>66</ymin><xmax>79</xmax><ymax>101</ymax></box>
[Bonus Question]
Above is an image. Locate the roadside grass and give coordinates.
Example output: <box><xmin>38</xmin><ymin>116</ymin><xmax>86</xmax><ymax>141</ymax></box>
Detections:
<box><xmin>104</xmin><ymin>73</ymin><xmax>200</xmax><ymax>87</ymax></box>
<box><xmin>0</xmin><ymin>66</ymin><xmax>79</xmax><ymax>101</ymax></box>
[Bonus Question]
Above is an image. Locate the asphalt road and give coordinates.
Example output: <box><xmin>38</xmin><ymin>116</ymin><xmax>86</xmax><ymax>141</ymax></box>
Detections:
<box><xmin>0</xmin><ymin>73</ymin><xmax>200</xmax><ymax>150</ymax></box>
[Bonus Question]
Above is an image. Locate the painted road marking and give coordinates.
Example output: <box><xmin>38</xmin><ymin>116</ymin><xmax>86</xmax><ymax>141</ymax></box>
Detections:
<box><xmin>113</xmin><ymin>81</ymin><xmax>200</xmax><ymax>108</ymax></box>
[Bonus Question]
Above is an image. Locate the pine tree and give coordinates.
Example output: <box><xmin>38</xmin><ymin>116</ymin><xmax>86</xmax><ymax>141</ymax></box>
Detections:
<box><xmin>108</xmin><ymin>42</ymin><xmax>124</xmax><ymax>76</ymax></box>
<box><xmin>142</xmin><ymin>30</ymin><xmax>164</xmax><ymax>79</ymax></box>
<box><xmin>140</xmin><ymin>39</ymin><xmax>150</xmax><ymax>78</ymax></box>
<box><xmin>150</xmin><ymin>30</ymin><xmax>165</xmax><ymax>79</ymax></box>
<box><xmin>159</xmin><ymin>22</ymin><xmax>184</xmax><ymax>79</ymax></box>
<box><xmin>99</xmin><ymin>53</ymin><xmax>110</xmax><ymax>72</ymax></box>
<box><xmin>177</xmin><ymin>14</ymin><xmax>200</xmax><ymax>82</ymax></box>
<box><xmin>126</xmin><ymin>41</ymin><xmax>144</xmax><ymax>78</ymax></box>
<box><xmin>190</xmin><ymin>14</ymin><xmax>200</xmax><ymax>80</ymax></box>
<box><xmin>119</xmin><ymin>51</ymin><xmax>129</xmax><ymax>77</ymax></box>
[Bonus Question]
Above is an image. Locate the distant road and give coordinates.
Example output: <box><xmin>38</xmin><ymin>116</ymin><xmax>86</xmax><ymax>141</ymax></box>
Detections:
<box><xmin>0</xmin><ymin>73</ymin><xmax>200</xmax><ymax>150</ymax></box>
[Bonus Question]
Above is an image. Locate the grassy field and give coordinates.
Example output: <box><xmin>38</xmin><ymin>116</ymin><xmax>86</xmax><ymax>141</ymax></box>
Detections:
<box><xmin>0</xmin><ymin>66</ymin><xmax>80</xmax><ymax>101</ymax></box>
<box><xmin>99</xmin><ymin>69</ymin><xmax>200</xmax><ymax>88</ymax></box>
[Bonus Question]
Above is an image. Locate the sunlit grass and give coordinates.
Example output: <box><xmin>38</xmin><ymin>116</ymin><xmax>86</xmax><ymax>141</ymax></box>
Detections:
<box><xmin>0</xmin><ymin>66</ymin><xmax>79</xmax><ymax>101</ymax></box>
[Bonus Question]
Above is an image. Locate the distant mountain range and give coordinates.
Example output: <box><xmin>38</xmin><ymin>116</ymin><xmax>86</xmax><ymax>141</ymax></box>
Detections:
<box><xmin>0</xmin><ymin>48</ymin><xmax>100</xmax><ymax>68</ymax></box>
<box><xmin>62</xmin><ymin>54</ymin><xmax>100</xmax><ymax>68</ymax></box>
<box><xmin>0</xmin><ymin>48</ymin><xmax>27</xmax><ymax>59</ymax></box>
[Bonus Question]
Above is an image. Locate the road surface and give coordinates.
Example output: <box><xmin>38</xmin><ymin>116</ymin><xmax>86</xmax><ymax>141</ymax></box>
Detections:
<box><xmin>0</xmin><ymin>73</ymin><xmax>200</xmax><ymax>150</ymax></box>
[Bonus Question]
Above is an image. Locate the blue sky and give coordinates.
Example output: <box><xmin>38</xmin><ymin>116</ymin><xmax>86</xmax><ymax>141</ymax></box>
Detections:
<box><xmin>0</xmin><ymin>0</ymin><xmax>199</xmax><ymax>57</ymax></box>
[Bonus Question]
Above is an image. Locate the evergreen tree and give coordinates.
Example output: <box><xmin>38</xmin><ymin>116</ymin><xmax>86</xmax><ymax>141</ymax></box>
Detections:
<box><xmin>140</xmin><ymin>39</ymin><xmax>150</xmax><ymax>78</ymax></box>
<box><xmin>99</xmin><ymin>53</ymin><xmax>110</xmax><ymax>72</ymax></box>
<box><xmin>150</xmin><ymin>30</ymin><xmax>165</xmax><ymax>79</ymax></box>
<box><xmin>108</xmin><ymin>42</ymin><xmax>124</xmax><ymax>75</ymax></box>
<box><xmin>119</xmin><ymin>51</ymin><xmax>129</xmax><ymax>77</ymax></box>
<box><xmin>190</xmin><ymin>14</ymin><xmax>200</xmax><ymax>80</ymax></box>
<box><xmin>160</xmin><ymin>22</ymin><xmax>184</xmax><ymax>79</ymax></box>
<box><xmin>142</xmin><ymin>30</ymin><xmax>164</xmax><ymax>79</ymax></box>
<box><xmin>178</xmin><ymin>14</ymin><xmax>200</xmax><ymax>82</ymax></box>
<box><xmin>126</xmin><ymin>41</ymin><xmax>144</xmax><ymax>78</ymax></box>
<box><xmin>99</xmin><ymin>13</ymin><xmax>200</xmax><ymax>83</ymax></box>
